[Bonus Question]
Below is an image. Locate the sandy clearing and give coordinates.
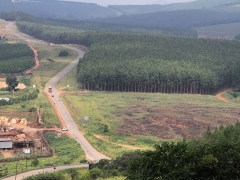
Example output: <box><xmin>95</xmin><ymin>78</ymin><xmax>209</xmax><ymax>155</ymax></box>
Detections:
<box><xmin>0</xmin><ymin>81</ymin><xmax>26</xmax><ymax>89</ymax></box>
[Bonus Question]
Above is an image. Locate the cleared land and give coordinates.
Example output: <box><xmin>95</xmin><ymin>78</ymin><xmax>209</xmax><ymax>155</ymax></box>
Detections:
<box><xmin>62</xmin><ymin>92</ymin><xmax>239</xmax><ymax>143</ymax></box>
<box><xmin>195</xmin><ymin>22</ymin><xmax>240</xmax><ymax>39</ymax></box>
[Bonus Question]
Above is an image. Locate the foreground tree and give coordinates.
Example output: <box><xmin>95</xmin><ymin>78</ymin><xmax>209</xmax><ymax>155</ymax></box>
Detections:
<box><xmin>126</xmin><ymin>141</ymin><xmax>240</xmax><ymax>180</ymax></box>
<box><xmin>6</xmin><ymin>76</ymin><xmax>19</xmax><ymax>91</ymax></box>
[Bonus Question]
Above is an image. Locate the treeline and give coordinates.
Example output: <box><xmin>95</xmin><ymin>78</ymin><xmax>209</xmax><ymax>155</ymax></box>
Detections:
<box><xmin>77</xmin><ymin>35</ymin><xmax>240</xmax><ymax>94</ymax></box>
<box><xmin>0</xmin><ymin>43</ymin><xmax>35</xmax><ymax>73</ymax></box>
<box><xmin>0</xmin><ymin>0</ymin><xmax>115</xmax><ymax>20</ymax></box>
<box><xmin>93</xmin><ymin>9</ymin><xmax>240</xmax><ymax>29</ymax></box>
<box><xmin>235</xmin><ymin>33</ymin><xmax>240</xmax><ymax>40</ymax></box>
<box><xmin>90</xmin><ymin>122</ymin><xmax>240</xmax><ymax>179</ymax></box>
<box><xmin>13</xmin><ymin>18</ymin><xmax>240</xmax><ymax>94</ymax></box>
<box><xmin>109</xmin><ymin>0</ymin><xmax>240</xmax><ymax>14</ymax></box>
<box><xmin>0</xmin><ymin>12</ymin><xmax>197</xmax><ymax>37</ymax></box>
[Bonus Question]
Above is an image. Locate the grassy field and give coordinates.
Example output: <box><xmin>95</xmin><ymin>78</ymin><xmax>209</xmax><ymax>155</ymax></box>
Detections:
<box><xmin>195</xmin><ymin>22</ymin><xmax>240</xmax><ymax>39</ymax></box>
<box><xmin>60</xmin><ymin>91</ymin><xmax>240</xmax><ymax>157</ymax></box>
<box><xmin>56</xmin><ymin>45</ymin><xmax>89</xmax><ymax>92</ymax></box>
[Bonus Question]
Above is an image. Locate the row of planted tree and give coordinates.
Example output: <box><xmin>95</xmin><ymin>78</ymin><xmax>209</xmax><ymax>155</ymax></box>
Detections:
<box><xmin>12</xmin><ymin>18</ymin><xmax>240</xmax><ymax>94</ymax></box>
<box><xmin>0</xmin><ymin>43</ymin><xmax>35</xmax><ymax>73</ymax></box>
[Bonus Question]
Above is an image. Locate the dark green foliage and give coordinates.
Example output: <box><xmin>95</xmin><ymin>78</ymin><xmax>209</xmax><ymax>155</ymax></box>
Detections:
<box><xmin>0</xmin><ymin>12</ymin><xmax>197</xmax><ymax>38</ymax></box>
<box><xmin>0</xmin><ymin>1</ymin><xmax>115</xmax><ymax>20</ymax></box>
<box><xmin>28</xmin><ymin>107</ymin><xmax>37</xmax><ymax>112</ymax></box>
<box><xmin>0</xmin><ymin>43</ymin><xmax>35</xmax><ymax>73</ymax></box>
<box><xmin>109</xmin><ymin>0</ymin><xmax>240</xmax><ymax>14</ymax></box>
<box><xmin>125</xmin><ymin>122</ymin><xmax>240</xmax><ymax>180</ymax></box>
<box><xmin>232</xmin><ymin>92</ymin><xmax>238</xmax><ymax>98</ymax></box>
<box><xmin>6</xmin><ymin>76</ymin><xmax>18</xmax><ymax>91</ymax></box>
<box><xmin>126</xmin><ymin>141</ymin><xmax>240</xmax><ymax>180</ymax></box>
<box><xmin>66</xmin><ymin>169</ymin><xmax>78</xmax><ymax>180</ymax></box>
<box><xmin>77</xmin><ymin>34</ymin><xmax>240</xmax><ymax>94</ymax></box>
<box><xmin>91</xmin><ymin>152</ymin><xmax>140</xmax><ymax>178</ymax></box>
<box><xmin>108</xmin><ymin>5</ymin><xmax>166</xmax><ymax>15</ymax></box>
<box><xmin>59</xmin><ymin>51</ymin><xmax>69</xmax><ymax>57</ymax></box>
<box><xmin>14</xmin><ymin>17</ymin><xmax>240</xmax><ymax>94</ymax></box>
<box><xmin>19</xmin><ymin>77</ymin><xmax>31</xmax><ymax>86</ymax></box>
<box><xmin>89</xmin><ymin>168</ymin><xmax>102</xmax><ymax>179</ymax></box>
<box><xmin>23</xmin><ymin>172</ymin><xmax>64</xmax><ymax>180</ymax></box>
<box><xmin>31</xmin><ymin>157</ymin><xmax>39</xmax><ymax>167</ymax></box>
<box><xmin>236</xmin><ymin>34</ymin><xmax>240</xmax><ymax>40</ymax></box>
<box><xmin>103</xmin><ymin>124</ymin><xmax>109</xmax><ymax>133</ymax></box>
<box><xmin>94</xmin><ymin>9</ymin><xmax>240</xmax><ymax>29</ymax></box>
<box><xmin>0</xmin><ymin>167</ymin><xmax>8</xmax><ymax>177</ymax></box>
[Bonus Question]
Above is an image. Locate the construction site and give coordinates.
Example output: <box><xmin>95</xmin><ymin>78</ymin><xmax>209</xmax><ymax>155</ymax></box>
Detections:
<box><xmin>0</xmin><ymin>115</ymin><xmax>55</xmax><ymax>161</ymax></box>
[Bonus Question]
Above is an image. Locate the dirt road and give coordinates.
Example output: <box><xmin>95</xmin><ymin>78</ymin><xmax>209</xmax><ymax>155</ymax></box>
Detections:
<box><xmin>215</xmin><ymin>89</ymin><xmax>231</xmax><ymax>102</ymax></box>
<box><xmin>46</xmin><ymin>45</ymin><xmax>110</xmax><ymax>161</ymax></box>
<box><xmin>5</xmin><ymin>22</ymin><xmax>110</xmax><ymax>161</ymax></box>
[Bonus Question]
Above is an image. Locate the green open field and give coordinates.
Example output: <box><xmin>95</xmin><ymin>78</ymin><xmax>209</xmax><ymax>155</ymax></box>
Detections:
<box><xmin>61</xmin><ymin>91</ymin><xmax>240</xmax><ymax>157</ymax></box>
<box><xmin>195</xmin><ymin>22</ymin><xmax>240</xmax><ymax>39</ymax></box>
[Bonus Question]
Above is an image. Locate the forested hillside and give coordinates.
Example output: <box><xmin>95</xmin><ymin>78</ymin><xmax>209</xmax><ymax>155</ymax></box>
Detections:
<box><xmin>109</xmin><ymin>0</ymin><xmax>240</xmax><ymax>15</ymax></box>
<box><xmin>108</xmin><ymin>5</ymin><xmax>166</xmax><ymax>15</ymax></box>
<box><xmin>2</xmin><ymin>13</ymin><xmax>240</xmax><ymax>94</ymax></box>
<box><xmin>0</xmin><ymin>12</ymin><xmax>196</xmax><ymax>37</ymax></box>
<box><xmin>93</xmin><ymin>9</ymin><xmax>240</xmax><ymax>29</ymax></box>
<box><xmin>76</xmin><ymin>35</ymin><xmax>240</xmax><ymax>94</ymax></box>
<box><xmin>0</xmin><ymin>0</ymin><xmax>115</xmax><ymax>20</ymax></box>
<box><xmin>7</xmin><ymin>16</ymin><xmax>240</xmax><ymax>94</ymax></box>
<box><xmin>0</xmin><ymin>43</ymin><xmax>35</xmax><ymax>73</ymax></box>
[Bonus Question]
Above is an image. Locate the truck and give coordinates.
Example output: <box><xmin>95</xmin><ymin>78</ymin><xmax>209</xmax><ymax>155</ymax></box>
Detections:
<box><xmin>48</xmin><ymin>86</ymin><xmax>52</xmax><ymax>93</ymax></box>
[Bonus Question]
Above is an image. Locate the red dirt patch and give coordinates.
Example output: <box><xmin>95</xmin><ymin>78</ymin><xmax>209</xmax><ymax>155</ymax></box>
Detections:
<box><xmin>25</xmin><ymin>46</ymin><xmax>40</xmax><ymax>74</ymax></box>
<box><xmin>117</xmin><ymin>104</ymin><xmax>238</xmax><ymax>140</ymax></box>
<box><xmin>215</xmin><ymin>89</ymin><xmax>230</xmax><ymax>102</ymax></box>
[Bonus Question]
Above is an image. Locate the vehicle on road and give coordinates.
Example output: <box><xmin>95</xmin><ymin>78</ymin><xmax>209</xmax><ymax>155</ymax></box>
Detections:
<box><xmin>58</xmin><ymin>98</ymin><xmax>61</xmax><ymax>101</ymax></box>
<box><xmin>61</xmin><ymin>128</ymin><xmax>68</xmax><ymax>131</ymax></box>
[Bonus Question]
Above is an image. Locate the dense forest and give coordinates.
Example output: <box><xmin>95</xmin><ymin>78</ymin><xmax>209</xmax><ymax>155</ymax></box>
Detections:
<box><xmin>1</xmin><ymin>13</ymin><xmax>240</xmax><ymax>94</ymax></box>
<box><xmin>0</xmin><ymin>43</ymin><xmax>35</xmax><ymax>73</ymax></box>
<box><xmin>3</xmin><ymin>13</ymin><xmax>238</xmax><ymax>94</ymax></box>
<box><xmin>108</xmin><ymin>1</ymin><xmax>240</xmax><ymax>15</ymax></box>
<box><xmin>0</xmin><ymin>12</ymin><xmax>197</xmax><ymax>37</ymax></box>
<box><xmin>76</xmin><ymin>35</ymin><xmax>240</xmax><ymax>94</ymax></box>
<box><xmin>93</xmin><ymin>9</ymin><xmax>240</xmax><ymax>29</ymax></box>
<box><xmin>0</xmin><ymin>0</ymin><xmax>115</xmax><ymax>20</ymax></box>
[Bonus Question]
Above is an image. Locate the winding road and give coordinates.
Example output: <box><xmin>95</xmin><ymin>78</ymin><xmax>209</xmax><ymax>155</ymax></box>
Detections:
<box><xmin>5</xmin><ymin>22</ymin><xmax>110</xmax><ymax>162</ymax></box>
<box><xmin>46</xmin><ymin>45</ymin><xmax>110</xmax><ymax>161</ymax></box>
<box><xmin>2</xmin><ymin>164</ymin><xmax>88</xmax><ymax>180</ymax></box>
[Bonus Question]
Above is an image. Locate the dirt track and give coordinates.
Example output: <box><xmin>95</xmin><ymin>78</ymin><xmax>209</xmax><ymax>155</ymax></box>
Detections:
<box><xmin>25</xmin><ymin>45</ymin><xmax>40</xmax><ymax>74</ymax></box>
<box><xmin>215</xmin><ymin>89</ymin><xmax>230</xmax><ymax>102</ymax></box>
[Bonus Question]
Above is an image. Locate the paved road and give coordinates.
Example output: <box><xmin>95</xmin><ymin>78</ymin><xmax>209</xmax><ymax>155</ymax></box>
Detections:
<box><xmin>46</xmin><ymin>45</ymin><xmax>110</xmax><ymax>161</ymax></box>
<box><xmin>2</xmin><ymin>164</ymin><xmax>88</xmax><ymax>180</ymax></box>
<box><xmin>6</xmin><ymin>22</ymin><xmax>111</xmax><ymax>161</ymax></box>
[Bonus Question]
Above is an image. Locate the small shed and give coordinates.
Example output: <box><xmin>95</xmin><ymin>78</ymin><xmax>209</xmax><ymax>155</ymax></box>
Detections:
<box><xmin>0</xmin><ymin>138</ymin><xmax>12</xmax><ymax>149</ymax></box>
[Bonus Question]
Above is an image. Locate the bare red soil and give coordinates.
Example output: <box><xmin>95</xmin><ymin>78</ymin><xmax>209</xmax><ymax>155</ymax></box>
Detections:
<box><xmin>25</xmin><ymin>45</ymin><xmax>40</xmax><ymax>74</ymax></box>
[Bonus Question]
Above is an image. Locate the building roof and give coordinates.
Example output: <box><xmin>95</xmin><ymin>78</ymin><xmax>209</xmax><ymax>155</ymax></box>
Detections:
<box><xmin>0</xmin><ymin>138</ymin><xmax>12</xmax><ymax>142</ymax></box>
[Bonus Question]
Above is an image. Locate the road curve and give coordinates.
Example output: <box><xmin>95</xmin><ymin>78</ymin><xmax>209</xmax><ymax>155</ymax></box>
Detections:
<box><xmin>6</xmin><ymin>21</ymin><xmax>110</xmax><ymax>161</ymax></box>
<box><xmin>2</xmin><ymin>164</ymin><xmax>88</xmax><ymax>180</ymax></box>
<box><xmin>46</xmin><ymin>45</ymin><xmax>110</xmax><ymax>161</ymax></box>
